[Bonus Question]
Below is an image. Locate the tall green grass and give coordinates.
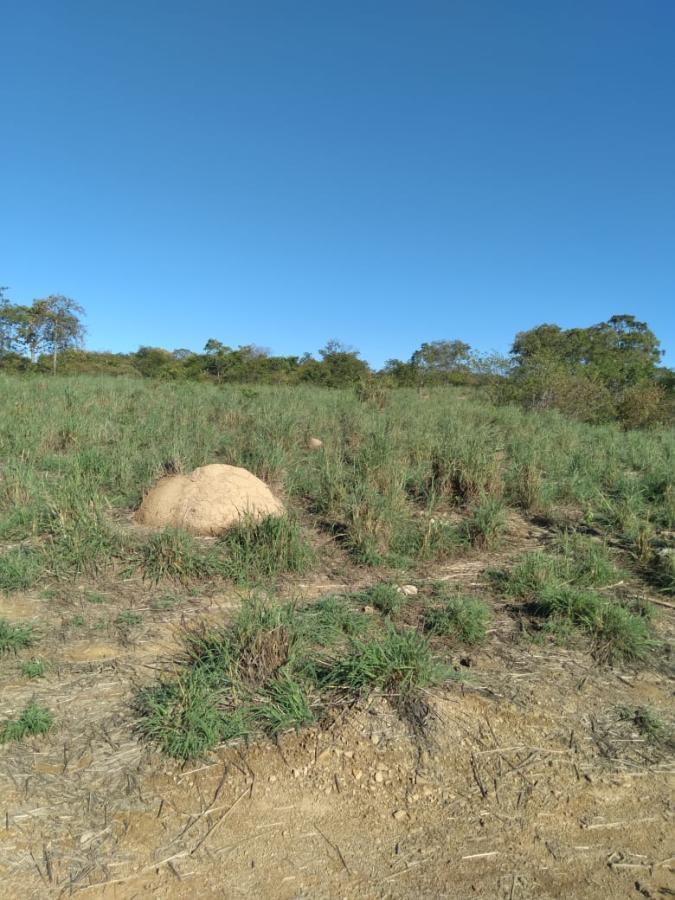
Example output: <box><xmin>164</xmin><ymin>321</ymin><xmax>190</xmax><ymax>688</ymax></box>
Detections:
<box><xmin>0</xmin><ymin>376</ymin><xmax>671</xmax><ymax>590</ymax></box>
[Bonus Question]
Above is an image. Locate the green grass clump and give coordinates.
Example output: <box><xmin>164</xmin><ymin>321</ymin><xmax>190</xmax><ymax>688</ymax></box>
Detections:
<box><xmin>359</xmin><ymin>583</ymin><xmax>406</xmax><ymax>617</ymax></box>
<box><xmin>551</xmin><ymin>531</ymin><xmax>621</xmax><ymax>586</ymax></box>
<box><xmin>0</xmin><ymin>548</ymin><xmax>43</xmax><ymax>592</ymax></box>
<box><xmin>20</xmin><ymin>658</ymin><xmax>46</xmax><ymax>678</ymax></box>
<box><xmin>462</xmin><ymin>498</ymin><xmax>507</xmax><ymax>549</ymax></box>
<box><xmin>136</xmin><ymin>669</ymin><xmax>232</xmax><ymax>759</ymax></box>
<box><xmin>115</xmin><ymin>610</ymin><xmax>143</xmax><ymax>627</ymax></box>
<box><xmin>0</xmin><ymin>701</ymin><xmax>53</xmax><ymax>743</ymax></box>
<box><xmin>44</xmin><ymin>500</ymin><xmax>119</xmax><ymax>576</ymax></box>
<box><xmin>321</xmin><ymin>628</ymin><xmax>447</xmax><ymax>696</ymax></box>
<box><xmin>424</xmin><ymin>595</ymin><xmax>491</xmax><ymax>644</ymax></box>
<box><xmin>139</xmin><ymin>528</ymin><xmax>218</xmax><ymax>583</ymax></box>
<box><xmin>0</xmin><ymin>618</ymin><xmax>36</xmax><ymax>654</ymax></box>
<box><xmin>137</xmin><ymin>594</ymin><xmax>448</xmax><ymax>759</ymax></box>
<box><xmin>497</xmin><ymin>536</ymin><xmax>655</xmax><ymax>663</ymax></box>
<box><xmin>300</xmin><ymin>595</ymin><xmax>371</xmax><ymax>646</ymax></box>
<box><xmin>255</xmin><ymin>668</ymin><xmax>315</xmax><ymax>733</ymax></box>
<box><xmin>534</xmin><ymin>585</ymin><xmax>654</xmax><ymax>663</ymax></box>
<box><xmin>218</xmin><ymin>516</ymin><xmax>314</xmax><ymax>584</ymax></box>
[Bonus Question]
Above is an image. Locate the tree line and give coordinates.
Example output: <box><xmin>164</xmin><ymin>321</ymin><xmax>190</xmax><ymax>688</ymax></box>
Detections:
<box><xmin>0</xmin><ymin>289</ymin><xmax>671</xmax><ymax>426</ymax></box>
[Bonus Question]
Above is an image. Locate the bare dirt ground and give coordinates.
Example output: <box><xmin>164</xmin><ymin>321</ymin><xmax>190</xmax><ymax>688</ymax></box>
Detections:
<box><xmin>1</xmin><ymin>518</ymin><xmax>673</xmax><ymax>899</ymax></box>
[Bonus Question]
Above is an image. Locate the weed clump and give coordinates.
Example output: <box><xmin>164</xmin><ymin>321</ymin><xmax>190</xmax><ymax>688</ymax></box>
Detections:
<box><xmin>139</xmin><ymin>528</ymin><xmax>219</xmax><ymax>583</ymax></box>
<box><xmin>218</xmin><ymin>516</ymin><xmax>314</xmax><ymax>584</ymax></box>
<box><xmin>0</xmin><ymin>548</ymin><xmax>43</xmax><ymax>592</ymax></box>
<box><xmin>0</xmin><ymin>701</ymin><xmax>53</xmax><ymax>743</ymax></box>
<box><xmin>137</xmin><ymin>595</ymin><xmax>447</xmax><ymax>759</ymax></box>
<box><xmin>497</xmin><ymin>535</ymin><xmax>656</xmax><ymax>664</ymax></box>
<box><xmin>358</xmin><ymin>583</ymin><xmax>406</xmax><ymax>617</ymax></box>
<box><xmin>0</xmin><ymin>619</ymin><xmax>36</xmax><ymax>655</ymax></box>
<box><xmin>424</xmin><ymin>594</ymin><xmax>491</xmax><ymax>645</ymax></box>
<box><xmin>20</xmin><ymin>659</ymin><xmax>46</xmax><ymax>679</ymax></box>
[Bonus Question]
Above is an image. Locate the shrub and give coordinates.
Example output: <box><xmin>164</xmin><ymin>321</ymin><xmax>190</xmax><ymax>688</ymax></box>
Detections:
<box><xmin>616</xmin><ymin>382</ymin><xmax>669</xmax><ymax>429</ymax></box>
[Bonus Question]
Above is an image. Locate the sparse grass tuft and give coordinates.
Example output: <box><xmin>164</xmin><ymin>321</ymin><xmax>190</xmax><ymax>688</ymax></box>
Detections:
<box><xmin>0</xmin><ymin>619</ymin><xmax>36</xmax><ymax>655</ymax></box>
<box><xmin>20</xmin><ymin>658</ymin><xmax>46</xmax><ymax>679</ymax></box>
<box><xmin>617</xmin><ymin>705</ymin><xmax>672</xmax><ymax>746</ymax></box>
<box><xmin>424</xmin><ymin>595</ymin><xmax>491</xmax><ymax>644</ymax></box>
<box><xmin>0</xmin><ymin>548</ymin><xmax>43</xmax><ymax>592</ymax></box>
<box><xmin>0</xmin><ymin>701</ymin><xmax>53</xmax><ymax>743</ymax></box>
<box><xmin>359</xmin><ymin>583</ymin><xmax>406</xmax><ymax>617</ymax></box>
<box><xmin>462</xmin><ymin>498</ymin><xmax>507</xmax><ymax>549</ymax></box>
<box><xmin>115</xmin><ymin>611</ymin><xmax>143</xmax><ymax>627</ymax></box>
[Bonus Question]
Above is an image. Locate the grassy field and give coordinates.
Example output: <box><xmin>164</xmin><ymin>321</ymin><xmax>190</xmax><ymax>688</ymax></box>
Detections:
<box><xmin>0</xmin><ymin>375</ymin><xmax>673</xmax><ymax>897</ymax></box>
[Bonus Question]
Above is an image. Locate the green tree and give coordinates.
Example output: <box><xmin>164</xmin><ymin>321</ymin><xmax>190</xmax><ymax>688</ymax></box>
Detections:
<box><xmin>317</xmin><ymin>340</ymin><xmax>370</xmax><ymax>387</ymax></box>
<box><xmin>511</xmin><ymin>316</ymin><xmax>662</xmax><ymax>390</ymax></box>
<box><xmin>410</xmin><ymin>340</ymin><xmax>472</xmax><ymax>375</ymax></box>
<box><xmin>203</xmin><ymin>338</ymin><xmax>232</xmax><ymax>382</ymax></box>
<box><xmin>39</xmin><ymin>296</ymin><xmax>86</xmax><ymax>374</ymax></box>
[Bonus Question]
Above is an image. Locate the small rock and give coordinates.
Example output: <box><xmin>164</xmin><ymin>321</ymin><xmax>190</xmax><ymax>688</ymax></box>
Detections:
<box><xmin>374</xmin><ymin>771</ymin><xmax>385</xmax><ymax>783</ymax></box>
<box><xmin>362</xmin><ymin>605</ymin><xmax>376</xmax><ymax>614</ymax></box>
<box><xmin>268</xmin><ymin>775</ymin><xmax>277</xmax><ymax>783</ymax></box>
<box><xmin>316</xmin><ymin>748</ymin><xmax>331</xmax><ymax>763</ymax></box>
<box><xmin>353</xmin><ymin>769</ymin><xmax>363</xmax><ymax>780</ymax></box>
<box><xmin>393</xmin><ymin>810</ymin><xmax>408</xmax><ymax>821</ymax></box>
<box><xmin>291</xmin><ymin>768</ymin><xmax>301</xmax><ymax>779</ymax></box>
<box><xmin>307</xmin><ymin>437</ymin><xmax>323</xmax><ymax>450</ymax></box>
<box><xmin>398</xmin><ymin>584</ymin><xmax>418</xmax><ymax>597</ymax></box>
<box><xmin>344</xmin><ymin>750</ymin><xmax>354</xmax><ymax>759</ymax></box>
<box><xmin>371</xmin><ymin>733</ymin><xmax>381</xmax><ymax>745</ymax></box>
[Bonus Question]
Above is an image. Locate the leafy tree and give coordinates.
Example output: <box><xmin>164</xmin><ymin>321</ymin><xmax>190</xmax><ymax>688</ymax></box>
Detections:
<box><xmin>38</xmin><ymin>296</ymin><xmax>86</xmax><ymax>374</ymax></box>
<box><xmin>511</xmin><ymin>315</ymin><xmax>663</xmax><ymax>390</ymax></box>
<box><xmin>317</xmin><ymin>340</ymin><xmax>370</xmax><ymax>387</ymax></box>
<box><xmin>203</xmin><ymin>338</ymin><xmax>232</xmax><ymax>382</ymax></box>
<box><xmin>0</xmin><ymin>294</ymin><xmax>85</xmax><ymax>371</ymax></box>
<box><xmin>133</xmin><ymin>346</ymin><xmax>185</xmax><ymax>379</ymax></box>
<box><xmin>0</xmin><ymin>287</ymin><xmax>18</xmax><ymax>355</ymax></box>
<box><xmin>410</xmin><ymin>340</ymin><xmax>472</xmax><ymax>374</ymax></box>
<box><xmin>383</xmin><ymin>358</ymin><xmax>419</xmax><ymax>386</ymax></box>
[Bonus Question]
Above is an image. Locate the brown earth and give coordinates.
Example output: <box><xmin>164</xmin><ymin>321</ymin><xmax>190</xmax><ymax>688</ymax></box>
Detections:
<box><xmin>0</xmin><ymin>516</ymin><xmax>673</xmax><ymax>899</ymax></box>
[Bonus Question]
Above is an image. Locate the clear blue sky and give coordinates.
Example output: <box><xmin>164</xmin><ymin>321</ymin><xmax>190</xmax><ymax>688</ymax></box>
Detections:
<box><xmin>2</xmin><ymin>0</ymin><xmax>674</xmax><ymax>366</ymax></box>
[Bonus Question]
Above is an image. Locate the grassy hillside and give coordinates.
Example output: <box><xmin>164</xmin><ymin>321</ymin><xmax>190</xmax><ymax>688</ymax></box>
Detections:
<box><xmin>1</xmin><ymin>375</ymin><xmax>672</xmax><ymax>588</ymax></box>
<box><xmin>0</xmin><ymin>375</ymin><xmax>673</xmax><ymax>896</ymax></box>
